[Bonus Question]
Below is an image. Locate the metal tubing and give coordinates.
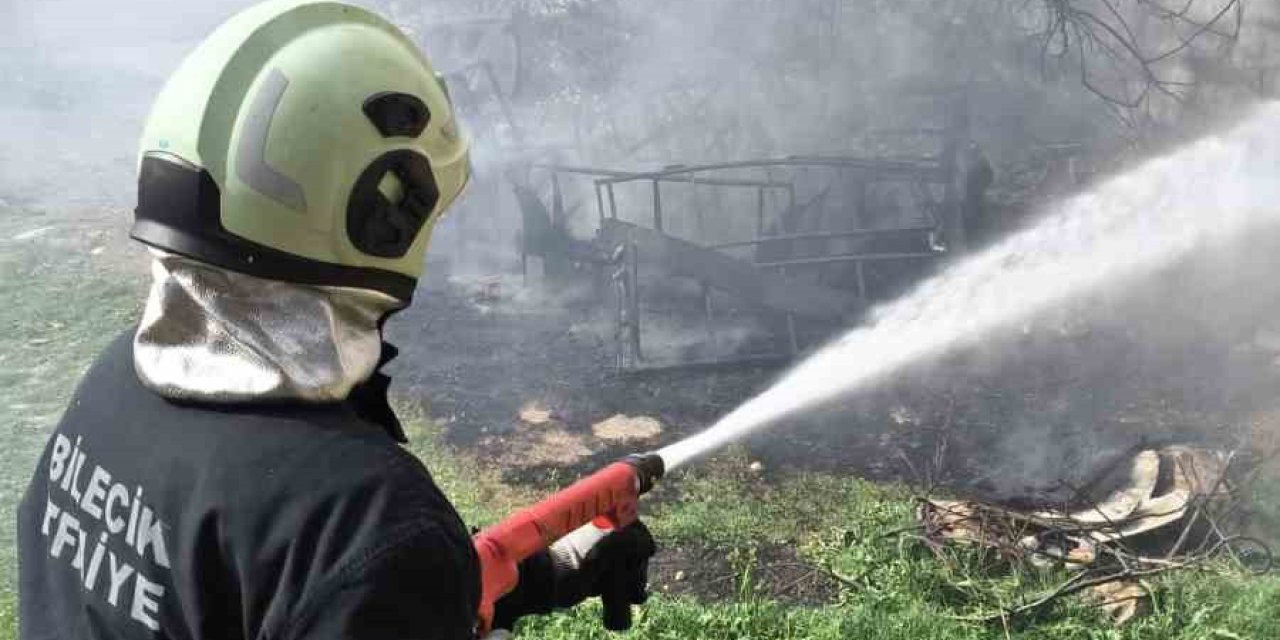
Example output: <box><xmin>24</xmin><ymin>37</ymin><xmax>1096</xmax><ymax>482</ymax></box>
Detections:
<box><xmin>756</xmin><ymin>187</ymin><xmax>765</xmax><ymax>237</ymax></box>
<box><xmin>594</xmin><ymin>157</ymin><xmax>946</xmax><ymax>185</ymax></box>
<box><xmin>531</xmin><ymin>164</ymin><xmax>791</xmax><ymax>189</ymax></box>
<box><xmin>479</xmin><ymin>62</ymin><xmax>523</xmax><ymax>144</ymax></box>
<box><xmin>594</xmin><ymin>181</ymin><xmax>606</xmax><ymax>224</ymax></box>
<box><xmin>702</xmin><ymin>282</ymin><xmax>715</xmax><ymax>349</ymax></box>
<box><xmin>756</xmin><ymin>251</ymin><xmax>939</xmax><ymax>269</ymax></box>
<box><xmin>691</xmin><ymin>173</ymin><xmax>706</xmax><ymax>241</ymax></box>
<box><xmin>786</xmin><ymin>314</ymin><xmax>799</xmax><ymax>355</ymax></box>
<box><xmin>624</xmin><ymin>353</ymin><xmax>793</xmax><ymax>376</ymax></box>
<box><xmin>707</xmin><ymin>226</ymin><xmax>936</xmax><ymax>250</ymax></box>
<box><xmin>550</xmin><ymin>172</ymin><xmax>564</xmax><ymax>229</ymax></box>
<box><xmin>628</xmin><ymin>241</ymin><xmax>642</xmax><ymax>363</ymax></box>
<box><xmin>780</xmin><ymin>265</ymin><xmax>799</xmax><ymax>355</ymax></box>
<box><xmin>652</xmin><ymin>180</ymin><xmax>663</xmax><ymax>232</ymax></box>
<box><xmin>612</xmin><ymin>260</ymin><xmax>628</xmax><ymax>370</ymax></box>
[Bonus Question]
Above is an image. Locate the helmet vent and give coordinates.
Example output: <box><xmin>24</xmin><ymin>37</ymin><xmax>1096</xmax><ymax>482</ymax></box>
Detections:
<box><xmin>347</xmin><ymin>150</ymin><xmax>440</xmax><ymax>258</ymax></box>
<box><xmin>363</xmin><ymin>92</ymin><xmax>430</xmax><ymax>138</ymax></box>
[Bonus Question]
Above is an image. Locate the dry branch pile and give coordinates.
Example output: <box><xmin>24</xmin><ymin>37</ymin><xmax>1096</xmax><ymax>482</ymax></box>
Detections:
<box><xmin>916</xmin><ymin>445</ymin><xmax>1272</xmax><ymax>624</ymax></box>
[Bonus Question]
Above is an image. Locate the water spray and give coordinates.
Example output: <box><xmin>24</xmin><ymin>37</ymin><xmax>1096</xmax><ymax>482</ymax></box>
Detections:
<box><xmin>660</xmin><ymin>102</ymin><xmax>1280</xmax><ymax>471</ymax></box>
<box><xmin>473</xmin><ymin>102</ymin><xmax>1280</xmax><ymax>631</ymax></box>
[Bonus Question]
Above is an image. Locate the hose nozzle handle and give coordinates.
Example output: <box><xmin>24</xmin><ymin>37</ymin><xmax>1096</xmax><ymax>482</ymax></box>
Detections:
<box><xmin>623</xmin><ymin>452</ymin><xmax>665</xmax><ymax>494</ymax></box>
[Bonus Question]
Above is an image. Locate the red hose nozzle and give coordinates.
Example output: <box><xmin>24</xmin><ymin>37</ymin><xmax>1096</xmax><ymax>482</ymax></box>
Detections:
<box><xmin>472</xmin><ymin>453</ymin><xmax>664</xmax><ymax>633</ymax></box>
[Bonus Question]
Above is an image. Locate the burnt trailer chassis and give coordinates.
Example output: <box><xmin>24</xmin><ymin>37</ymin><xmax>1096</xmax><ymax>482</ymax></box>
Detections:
<box><xmin>515</xmin><ymin>154</ymin><xmax>970</xmax><ymax>373</ymax></box>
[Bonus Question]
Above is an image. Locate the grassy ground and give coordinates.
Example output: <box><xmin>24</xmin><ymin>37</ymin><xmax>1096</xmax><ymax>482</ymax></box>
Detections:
<box><xmin>0</xmin><ymin>204</ymin><xmax>144</xmax><ymax>639</ymax></box>
<box><xmin>416</xmin><ymin>428</ymin><xmax>1280</xmax><ymax>640</ymax></box>
<box><xmin>1</xmin><ymin>208</ymin><xmax>1277</xmax><ymax>640</ymax></box>
<box><xmin>5</xmin><ymin>375</ymin><xmax>1280</xmax><ymax>640</ymax></box>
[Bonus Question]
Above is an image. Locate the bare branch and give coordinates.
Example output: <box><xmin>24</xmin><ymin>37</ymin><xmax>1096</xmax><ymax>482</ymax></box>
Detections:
<box><xmin>1028</xmin><ymin>0</ymin><xmax>1245</xmax><ymax>120</ymax></box>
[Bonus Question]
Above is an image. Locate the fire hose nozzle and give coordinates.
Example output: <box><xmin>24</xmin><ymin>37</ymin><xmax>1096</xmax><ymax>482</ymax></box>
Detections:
<box><xmin>473</xmin><ymin>451</ymin><xmax>666</xmax><ymax>633</ymax></box>
<box><xmin>622</xmin><ymin>452</ymin><xmax>665</xmax><ymax>494</ymax></box>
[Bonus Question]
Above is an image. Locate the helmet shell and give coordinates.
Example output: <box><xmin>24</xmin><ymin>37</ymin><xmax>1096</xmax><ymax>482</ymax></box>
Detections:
<box><xmin>133</xmin><ymin>0</ymin><xmax>469</xmax><ymax>301</ymax></box>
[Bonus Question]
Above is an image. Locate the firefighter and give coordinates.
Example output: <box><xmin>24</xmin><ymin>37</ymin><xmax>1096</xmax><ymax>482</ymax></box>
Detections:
<box><xmin>16</xmin><ymin>1</ymin><xmax>653</xmax><ymax>638</ymax></box>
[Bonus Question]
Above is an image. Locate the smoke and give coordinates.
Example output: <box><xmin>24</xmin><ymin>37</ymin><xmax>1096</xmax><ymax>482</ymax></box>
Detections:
<box><xmin>413</xmin><ymin>0</ymin><xmax>1241</xmax><ymax>275</ymax></box>
<box><xmin>0</xmin><ymin>1</ymin><xmax>258</xmax><ymax>213</ymax></box>
<box><xmin>7</xmin><ymin>0</ymin><xmax>1280</xmax><ymax>492</ymax></box>
<box><xmin>659</xmin><ymin>103</ymin><xmax>1280</xmax><ymax>478</ymax></box>
<box><xmin>4</xmin><ymin>0</ymin><xmax>1248</xmax><ymax>259</ymax></box>
<box><xmin>5</xmin><ymin>1</ymin><xmax>1273</xmax><ymax>222</ymax></box>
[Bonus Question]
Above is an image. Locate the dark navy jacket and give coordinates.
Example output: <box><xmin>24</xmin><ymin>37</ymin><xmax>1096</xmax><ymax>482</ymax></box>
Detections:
<box><xmin>17</xmin><ymin>332</ymin><xmax>479</xmax><ymax>640</ymax></box>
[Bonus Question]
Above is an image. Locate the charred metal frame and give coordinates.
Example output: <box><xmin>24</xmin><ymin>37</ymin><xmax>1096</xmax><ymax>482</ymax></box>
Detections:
<box><xmin>523</xmin><ymin>153</ymin><xmax>960</xmax><ymax>373</ymax></box>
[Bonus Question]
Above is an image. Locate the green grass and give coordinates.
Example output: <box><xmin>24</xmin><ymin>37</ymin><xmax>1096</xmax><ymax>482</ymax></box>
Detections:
<box><xmin>400</xmin><ymin>405</ymin><xmax>541</xmax><ymax>527</ymax></box>
<box><xmin>5</xmin><ymin>347</ymin><xmax>1279</xmax><ymax>639</ymax></box>
<box><xmin>644</xmin><ymin>453</ymin><xmax>912</xmax><ymax>547</ymax></box>
<box><xmin>1245</xmin><ymin>472</ymin><xmax>1280</xmax><ymax>550</ymax></box>
<box><xmin>517</xmin><ymin>580</ymin><xmax>1280</xmax><ymax>640</ymax></box>
<box><xmin>408</xmin><ymin>431</ymin><xmax>1280</xmax><ymax>639</ymax></box>
<box><xmin>518</xmin><ymin>597</ymin><xmax>973</xmax><ymax>640</ymax></box>
<box><xmin>511</xmin><ymin>463</ymin><xmax>1280</xmax><ymax>640</ymax></box>
<box><xmin>0</xmin><ymin>209</ymin><xmax>144</xmax><ymax>640</ymax></box>
<box><xmin>0</xmin><ymin>598</ymin><xmax>11</xmax><ymax>640</ymax></box>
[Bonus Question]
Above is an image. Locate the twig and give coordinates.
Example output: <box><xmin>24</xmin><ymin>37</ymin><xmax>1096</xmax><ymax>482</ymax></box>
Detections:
<box><xmin>1029</xmin><ymin>0</ymin><xmax>1244</xmax><ymax>118</ymax></box>
<box><xmin>879</xmin><ymin>521</ymin><xmax>928</xmax><ymax>540</ymax></box>
<box><xmin>956</xmin><ymin>537</ymin><xmax>1236</xmax><ymax>622</ymax></box>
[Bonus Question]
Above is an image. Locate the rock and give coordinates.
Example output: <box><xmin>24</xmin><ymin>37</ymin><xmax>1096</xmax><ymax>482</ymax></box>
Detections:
<box><xmin>674</xmin><ymin>570</ymin><xmax>685</xmax><ymax>582</ymax></box>
<box><xmin>592</xmin><ymin>414</ymin><xmax>663</xmax><ymax>443</ymax></box>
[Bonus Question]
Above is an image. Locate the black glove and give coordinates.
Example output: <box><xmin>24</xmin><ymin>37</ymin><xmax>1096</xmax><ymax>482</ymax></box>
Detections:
<box><xmin>492</xmin><ymin>521</ymin><xmax>656</xmax><ymax>631</ymax></box>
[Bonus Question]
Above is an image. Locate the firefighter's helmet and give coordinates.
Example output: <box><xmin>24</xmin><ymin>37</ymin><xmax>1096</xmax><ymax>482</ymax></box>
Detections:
<box><xmin>132</xmin><ymin>0</ymin><xmax>469</xmax><ymax>301</ymax></box>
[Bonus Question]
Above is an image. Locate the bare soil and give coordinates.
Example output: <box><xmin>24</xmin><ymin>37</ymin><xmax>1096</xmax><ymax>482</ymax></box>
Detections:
<box><xmin>648</xmin><ymin>543</ymin><xmax>843</xmax><ymax>606</ymax></box>
<box><xmin>388</xmin><ymin>274</ymin><xmax>781</xmax><ymax>484</ymax></box>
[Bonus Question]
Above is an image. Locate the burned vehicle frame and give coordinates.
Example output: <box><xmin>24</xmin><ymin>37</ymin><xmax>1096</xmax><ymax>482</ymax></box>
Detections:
<box><xmin>514</xmin><ymin>149</ymin><xmax>981</xmax><ymax>373</ymax></box>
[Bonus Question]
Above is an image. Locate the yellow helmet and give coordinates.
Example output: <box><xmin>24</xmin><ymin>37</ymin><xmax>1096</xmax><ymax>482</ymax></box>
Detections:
<box><xmin>131</xmin><ymin>0</ymin><xmax>470</xmax><ymax>301</ymax></box>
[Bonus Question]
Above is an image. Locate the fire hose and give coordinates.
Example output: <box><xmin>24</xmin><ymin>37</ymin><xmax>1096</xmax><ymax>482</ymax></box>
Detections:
<box><xmin>472</xmin><ymin>453</ymin><xmax>666</xmax><ymax>634</ymax></box>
